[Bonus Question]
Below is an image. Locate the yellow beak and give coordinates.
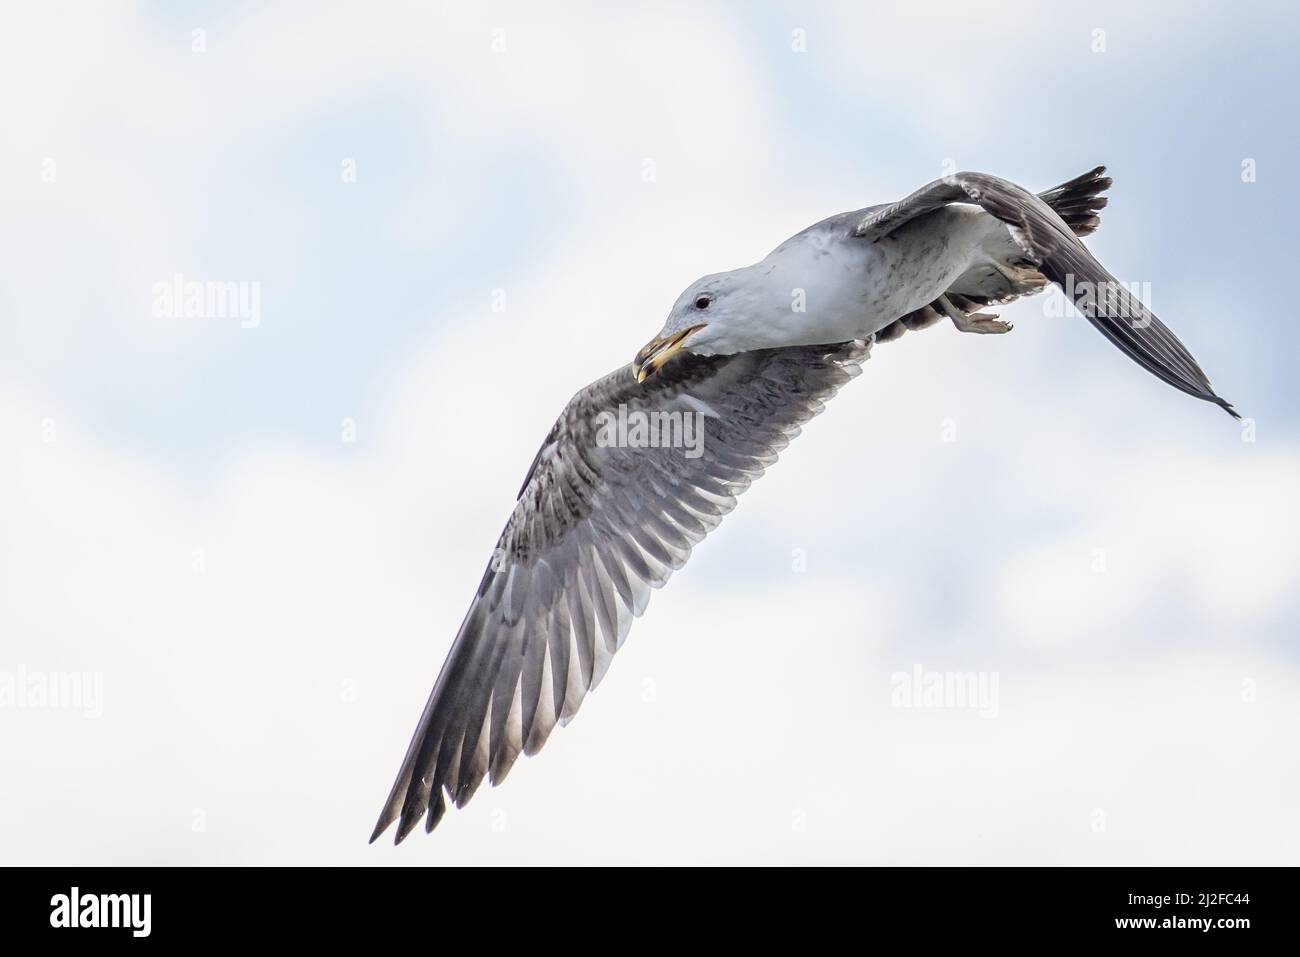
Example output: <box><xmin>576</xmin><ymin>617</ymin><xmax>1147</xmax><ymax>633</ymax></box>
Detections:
<box><xmin>632</xmin><ymin>324</ymin><xmax>707</xmax><ymax>383</ymax></box>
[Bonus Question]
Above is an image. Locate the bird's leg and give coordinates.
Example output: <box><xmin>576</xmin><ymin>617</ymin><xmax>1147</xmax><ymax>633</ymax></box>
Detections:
<box><xmin>995</xmin><ymin>261</ymin><xmax>1050</xmax><ymax>298</ymax></box>
<box><xmin>937</xmin><ymin>294</ymin><xmax>1013</xmax><ymax>335</ymax></box>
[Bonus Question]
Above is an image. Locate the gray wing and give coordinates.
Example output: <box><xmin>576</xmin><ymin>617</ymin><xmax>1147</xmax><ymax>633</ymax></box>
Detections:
<box><xmin>856</xmin><ymin>169</ymin><xmax>1237</xmax><ymax>417</ymax></box>
<box><xmin>371</xmin><ymin>340</ymin><xmax>871</xmax><ymax>843</ymax></box>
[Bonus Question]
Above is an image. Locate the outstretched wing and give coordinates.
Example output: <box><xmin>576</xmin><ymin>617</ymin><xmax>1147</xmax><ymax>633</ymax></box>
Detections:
<box><xmin>371</xmin><ymin>340</ymin><xmax>870</xmax><ymax>843</ymax></box>
<box><xmin>855</xmin><ymin>169</ymin><xmax>1237</xmax><ymax>417</ymax></box>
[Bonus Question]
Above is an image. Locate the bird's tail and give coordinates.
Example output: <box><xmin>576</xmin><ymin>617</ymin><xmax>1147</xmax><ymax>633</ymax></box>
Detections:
<box><xmin>1038</xmin><ymin>166</ymin><xmax>1111</xmax><ymax>237</ymax></box>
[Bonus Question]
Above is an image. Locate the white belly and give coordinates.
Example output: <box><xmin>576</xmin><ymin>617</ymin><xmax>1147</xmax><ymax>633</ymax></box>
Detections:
<box><xmin>758</xmin><ymin>205</ymin><xmax>988</xmax><ymax>344</ymax></box>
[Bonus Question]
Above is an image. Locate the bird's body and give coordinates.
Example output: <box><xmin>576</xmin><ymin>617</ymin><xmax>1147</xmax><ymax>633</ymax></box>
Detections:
<box><xmin>673</xmin><ymin>205</ymin><xmax>1005</xmax><ymax>353</ymax></box>
<box><xmin>371</xmin><ymin>166</ymin><xmax>1236</xmax><ymax>845</ymax></box>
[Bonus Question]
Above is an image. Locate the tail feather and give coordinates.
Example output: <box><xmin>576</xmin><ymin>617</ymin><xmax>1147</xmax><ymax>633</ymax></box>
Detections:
<box><xmin>1038</xmin><ymin>165</ymin><xmax>1112</xmax><ymax>237</ymax></box>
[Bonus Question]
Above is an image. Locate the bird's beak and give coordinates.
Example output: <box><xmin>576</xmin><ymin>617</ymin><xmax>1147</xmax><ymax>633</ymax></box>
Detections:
<box><xmin>632</xmin><ymin>324</ymin><xmax>707</xmax><ymax>383</ymax></box>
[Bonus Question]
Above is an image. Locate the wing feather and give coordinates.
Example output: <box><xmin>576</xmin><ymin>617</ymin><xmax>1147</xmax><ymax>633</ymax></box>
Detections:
<box><xmin>855</xmin><ymin>169</ymin><xmax>1236</xmax><ymax>416</ymax></box>
<box><xmin>371</xmin><ymin>340</ymin><xmax>870</xmax><ymax>843</ymax></box>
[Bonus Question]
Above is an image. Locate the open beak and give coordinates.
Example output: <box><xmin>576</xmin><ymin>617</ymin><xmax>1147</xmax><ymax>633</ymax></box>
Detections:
<box><xmin>632</xmin><ymin>324</ymin><xmax>707</xmax><ymax>383</ymax></box>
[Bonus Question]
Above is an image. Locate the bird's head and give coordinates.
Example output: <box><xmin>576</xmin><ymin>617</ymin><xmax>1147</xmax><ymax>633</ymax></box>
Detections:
<box><xmin>633</xmin><ymin>268</ymin><xmax>766</xmax><ymax>382</ymax></box>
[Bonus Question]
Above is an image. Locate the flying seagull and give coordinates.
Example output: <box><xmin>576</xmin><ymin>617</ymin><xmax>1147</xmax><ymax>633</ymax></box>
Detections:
<box><xmin>371</xmin><ymin>167</ymin><xmax>1236</xmax><ymax>844</ymax></box>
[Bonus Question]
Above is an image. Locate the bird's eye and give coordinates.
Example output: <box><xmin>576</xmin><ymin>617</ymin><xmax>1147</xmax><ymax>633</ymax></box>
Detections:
<box><xmin>694</xmin><ymin>295</ymin><xmax>712</xmax><ymax>310</ymax></box>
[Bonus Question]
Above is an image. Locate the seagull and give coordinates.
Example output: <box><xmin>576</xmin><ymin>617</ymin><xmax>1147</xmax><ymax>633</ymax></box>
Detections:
<box><xmin>371</xmin><ymin>166</ymin><xmax>1236</xmax><ymax>844</ymax></box>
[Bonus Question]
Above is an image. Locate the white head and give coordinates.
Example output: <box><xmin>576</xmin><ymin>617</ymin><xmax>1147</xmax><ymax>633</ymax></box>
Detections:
<box><xmin>632</xmin><ymin>266</ymin><xmax>780</xmax><ymax>382</ymax></box>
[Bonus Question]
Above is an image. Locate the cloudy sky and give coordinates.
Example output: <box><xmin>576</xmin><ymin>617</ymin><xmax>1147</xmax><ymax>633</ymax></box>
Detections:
<box><xmin>3</xmin><ymin>0</ymin><xmax>1297</xmax><ymax>865</ymax></box>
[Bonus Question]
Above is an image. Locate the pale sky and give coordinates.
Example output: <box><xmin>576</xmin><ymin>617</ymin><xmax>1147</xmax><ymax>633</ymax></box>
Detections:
<box><xmin>2</xmin><ymin>0</ymin><xmax>1297</xmax><ymax>865</ymax></box>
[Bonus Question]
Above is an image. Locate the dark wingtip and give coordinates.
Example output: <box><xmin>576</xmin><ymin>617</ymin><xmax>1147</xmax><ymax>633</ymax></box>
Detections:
<box><xmin>424</xmin><ymin>791</ymin><xmax>448</xmax><ymax>834</ymax></box>
<box><xmin>1215</xmin><ymin>396</ymin><xmax>1242</xmax><ymax>420</ymax></box>
<box><xmin>369</xmin><ymin>815</ymin><xmax>392</xmax><ymax>845</ymax></box>
<box><xmin>394</xmin><ymin>812</ymin><xmax>420</xmax><ymax>845</ymax></box>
